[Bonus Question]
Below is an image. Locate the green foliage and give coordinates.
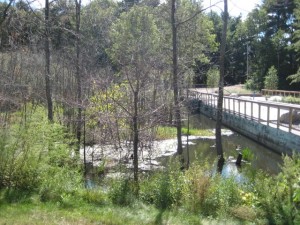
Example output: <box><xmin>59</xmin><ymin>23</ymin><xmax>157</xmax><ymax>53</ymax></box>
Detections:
<box><xmin>206</xmin><ymin>67</ymin><xmax>220</xmax><ymax>88</ymax></box>
<box><xmin>0</xmin><ymin>107</ymin><xmax>82</xmax><ymax>202</ymax></box>
<box><xmin>254</xmin><ymin>154</ymin><xmax>300</xmax><ymax>224</ymax></box>
<box><xmin>139</xmin><ymin>160</ymin><xmax>184</xmax><ymax>209</ymax></box>
<box><xmin>202</xmin><ymin>175</ymin><xmax>241</xmax><ymax>217</ymax></box>
<box><xmin>287</xmin><ymin>68</ymin><xmax>300</xmax><ymax>84</ymax></box>
<box><xmin>78</xmin><ymin>189</ymin><xmax>107</xmax><ymax>206</ymax></box>
<box><xmin>181</xmin><ymin>163</ymin><xmax>211</xmax><ymax>213</ymax></box>
<box><xmin>241</xmin><ymin>148</ymin><xmax>254</xmax><ymax>162</ymax></box>
<box><xmin>108</xmin><ymin>5</ymin><xmax>160</xmax><ymax>67</ymax></box>
<box><xmin>281</xmin><ymin>96</ymin><xmax>300</xmax><ymax>105</ymax></box>
<box><xmin>264</xmin><ymin>66</ymin><xmax>278</xmax><ymax>90</ymax></box>
<box><xmin>245</xmin><ymin>71</ymin><xmax>262</xmax><ymax>91</ymax></box>
<box><xmin>155</xmin><ymin>126</ymin><xmax>213</xmax><ymax>140</ymax></box>
<box><xmin>108</xmin><ymin>178</ymin><xmax>136</xmax><ymax>206</ymax></box>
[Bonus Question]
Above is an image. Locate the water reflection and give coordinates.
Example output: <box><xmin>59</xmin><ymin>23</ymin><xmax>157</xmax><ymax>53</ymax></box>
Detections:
<box><xmin>183</xmin><ymin>114</ymin><xmax>283</xmax><ymax>175</ymax></box>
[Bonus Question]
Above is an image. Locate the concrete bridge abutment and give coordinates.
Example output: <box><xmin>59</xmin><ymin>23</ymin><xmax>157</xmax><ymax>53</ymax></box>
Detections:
<box><xmin>198</xmin><ymin>102</ymin><xmax>300</xmax><ymax>155</ymax></box>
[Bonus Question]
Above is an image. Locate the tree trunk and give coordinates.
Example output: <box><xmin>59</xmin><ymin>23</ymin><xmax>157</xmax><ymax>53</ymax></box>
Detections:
<box><xmin>75</xmin><ymin>0</ymin><xmax>82</xmax><ymax>149</ymax></box>
<box><xmin>216</xmin><ymin>0</ymin><xmax>228</xmax><ymax>164</ymax></box>
<box><xmin>133</xmin><ymin>91</ymin><xmax>139</xmax><ymax>184</ymax></box>
<box><xmin>171</xmin><ymin>0</ymin><xmax>183</xmax><ymax>155</ymax></box>
<box><xmin>45</xmin><ymin>0</ymin><xmax>53</xmax><ymax>122</ymax></box>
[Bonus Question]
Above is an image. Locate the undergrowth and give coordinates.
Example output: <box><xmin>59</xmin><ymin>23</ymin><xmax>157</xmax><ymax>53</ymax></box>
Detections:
<box><xmin>0</xmin><ymin>106</ymin><xmax>299</xmax><ymax>224</ymax></box>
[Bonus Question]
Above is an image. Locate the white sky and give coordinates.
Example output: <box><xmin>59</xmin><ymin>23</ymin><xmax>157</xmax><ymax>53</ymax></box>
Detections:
<box><xmin>12</xmin><ymin>0</ymin><xmax>262</xmax><ymax>18</ymax></box>
<box><xmin>202</xmin><ymin>0</ymin><xmax>262</xmax><ymax>19</ymax></box>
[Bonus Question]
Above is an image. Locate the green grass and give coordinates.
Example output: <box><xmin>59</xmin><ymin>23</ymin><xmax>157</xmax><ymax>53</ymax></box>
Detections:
<box><xmin>281</xmin><ymin>96</ymin><xmax>300</xmax><ymax>105</ymax></box>
<box><xmin>224</xmin><ymin>86</ymin><xmax>253</xmax><ymax>95</ymax></box>
<box><xmin>0</xmin><ymin>198</ymin><xmax>252</xmax><ymax>225</ymax></box>
<box><xmin>156</xmin><ymin>126</ymin><xmax>213</xmax><ymax>140</ymax></box>
<box><xmin>241</xmin><ymin>148</ymin><xmax>254</xmax><ymax>162</ymax></box>
<box><xmin>0</xmin><ymin>200</ymin><xmax>207</xmax><ymax>225</ymax></box>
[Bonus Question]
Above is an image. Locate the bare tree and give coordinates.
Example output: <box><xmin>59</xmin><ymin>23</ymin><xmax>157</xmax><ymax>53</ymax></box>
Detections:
<box><xmin>45</xmin><ymin>0</ymin><xmax>53</xmax><ymax>122</ymax></box>
<box><xmin>0</xmin><ymin>0</ymin><xmax>14</xmax><ymax>27</ymax></box>
<box><xmin>75</xmin><ymin>0</ymin><xmax>82</xmax><ymax>149</ymax></box>
<box><xmin>171</xmin><ymin>0</ymin><xmax>183</xmax><ymax>155</ymax></box>
<box><xmin>216</xmin><ymin>0</ymin><xmax>228</xmax><ymax>167</ymax></box>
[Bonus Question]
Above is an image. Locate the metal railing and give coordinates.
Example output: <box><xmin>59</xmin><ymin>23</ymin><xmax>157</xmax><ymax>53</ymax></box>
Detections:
<box><xmin>189</xmin><ymin>91</ymin><xmax>300</xmax><ymax>135</ymax></box>
<box><xmin>262</xmin><ymin>89</ymin><xmax>300</xmax><ymax>98</ymax></box>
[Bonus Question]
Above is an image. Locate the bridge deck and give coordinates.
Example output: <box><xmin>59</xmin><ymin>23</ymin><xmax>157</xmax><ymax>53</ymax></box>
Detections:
<box><xmin>189</xmin><ymin>89</ymin><xmax>300</xmax><ymax>137</ymax></box>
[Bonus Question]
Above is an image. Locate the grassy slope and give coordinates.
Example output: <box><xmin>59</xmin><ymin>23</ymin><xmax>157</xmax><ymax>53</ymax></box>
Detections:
<box><xmin>0</xmin><ymin>201</ymin><xmax>249</xmax><ymax>225</ymax></box>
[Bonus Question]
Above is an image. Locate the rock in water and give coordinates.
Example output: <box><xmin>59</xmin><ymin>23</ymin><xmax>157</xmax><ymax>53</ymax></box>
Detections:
<box><xmin>279</xmin><ymin>110</ymin><xmax>300</xmax><ymax>124</ymax></box>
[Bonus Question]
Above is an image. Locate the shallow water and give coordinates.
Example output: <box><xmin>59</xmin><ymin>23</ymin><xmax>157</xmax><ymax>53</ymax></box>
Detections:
<box><xmin>181</xmin><ymin>114</ymin><xmax>283</xmax><ymax>175</ymax></box>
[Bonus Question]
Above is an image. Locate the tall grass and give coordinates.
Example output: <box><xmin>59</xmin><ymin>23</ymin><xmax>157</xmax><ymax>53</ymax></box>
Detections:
<box><xmin>281</xmin><ymin>96</ymin><xmax>300</xmax><ymax>105</ymax></box>
<box><xmin>0</xmin><ymin>106</ymin><xmax>82</xmax><ymax>203</ymax></box>
<box><xmin>1</xmin><ymin>107</ymin><xmax>299</xmax><ymax>224</ymax></box>
<box><xmin>156</xmin><ymin>126</ymin><xmax>213</xmax><ymax>139</ymax></box>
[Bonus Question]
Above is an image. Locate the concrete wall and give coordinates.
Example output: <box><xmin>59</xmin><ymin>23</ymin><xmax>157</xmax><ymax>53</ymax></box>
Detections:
<box><xmin>199</xmin><ymin>102</ymin><xmax>300</xmax><ymax>155</ymax></box>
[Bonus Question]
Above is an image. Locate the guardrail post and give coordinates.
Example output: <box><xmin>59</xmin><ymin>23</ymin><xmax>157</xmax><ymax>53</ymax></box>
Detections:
<box><xmin>267</xmin><ymin>106</ymin><xmax>270</xmax><ymax>126</ymax></box>
<box><xmin>244</xmin><ymin>101</ymin><xmax>246</xmax><ymax>118</ymax></box>
<box><xmin>289</xmin><ymin>108</ymin><xmax>292</xmax><ymax>133</ymax></box>
<box><xmin>238</xmin><ymin>99</ymin><xmax>240</xmax><ymax>116</ymax></box>
<box><xmin>277</xmin><ymin>107</ymin><xmax>280</xmax><ymax>129</ymax></box>
<box><xmin>251</xmin><ymin>102</ymin><xmax>253</xmax><ymax>120</ymax></box>
<box><xmin>258</xmin><ymin>104</ymin><xmax>261</xmax><ymax>123</ymax></box>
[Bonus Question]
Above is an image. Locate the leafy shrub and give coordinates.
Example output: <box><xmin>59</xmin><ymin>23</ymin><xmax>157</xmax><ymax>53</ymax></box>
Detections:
<box><xmin>264</xmin><ymin>66</ymin><xmax>278</xmax><ymax>90</ymax></box>
<box><xmin>108</xmin><ymin>178</ymin><xmax>136</xmax><ymax>206</ymax></box>
<box><xmin>140</xmin><ymin>160</ymin><xmax>184</xmax><ymax>209</ymax></box>
<box><xmin>282</xmin><ymin>96</ymin><xmax>300</xmax><ymax>105</ymax></box>
<box><xmin>181</xmin><ymin>164</ymin><xmax>211</xmax><ymax>213</ymax></box>
<box><xmin>254</xmin><ymin>154</ymin><xmax>300</xmax><ymax>224</ymax></box>
<box><xmin>241</xmin><ymin>148</ymin><xmax>254</xmax><ymax>162</ymax></box>
<box><xmin>0</xmin><ymin>107</ymin><xmax>82</xmax><ymax>202</ymax></box>
<box><xmin>206</xmin><ymin>67</ymin><xmax>220</xmax><ymax>88</ymax></box>
<box><xmin>203</xmin><ymin>175</ymin><xmax>241</xmax><ymax>217</ymax></box>
<box><xmin>78</xmin><ymin>189</ymin><xmax>107</xmax><ymax>205</ymax></box>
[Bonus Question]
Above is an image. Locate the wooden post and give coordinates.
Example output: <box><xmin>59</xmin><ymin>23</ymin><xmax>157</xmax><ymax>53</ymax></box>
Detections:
<box><xmin>236</xmin><ymin>152</ymin><xmax>242</xmax><ymax>166</ymax></box>
<box><xmin>289</xmin><ymin>108</ymin><xmax>292</xmax><ymax>133</ymax></box>
<box><xmin>233</xmin><ymin>98</ymin><xmax>235</xmax><ymax>115</ymax></box>
<box><xmin>258</xmin><ymin>104</ymin><xmax>261</xmax><ymax>122</ymax></box>
<box><xmin>238</xmin><ymin>99</ymin><xmax>240</xmax><ymax>116</ymax></box>
<box><xmin>267</xmin><ymin>105</ymin><xmax>270</xmax><ymax>126</ymax></box>
<box><xmin>277</xmin><ymin>107</ymin><xmax>280</xmax><ymax>129</ymax></box>
<box><xmin>244</xmin><ymin>101</ymin><xmax>246</xmax><ymax>118</ymax></box>
<box><xmin>251</xmin><ymin>102</ymin><xmax>253</xmax><ymax>120</ymax></box>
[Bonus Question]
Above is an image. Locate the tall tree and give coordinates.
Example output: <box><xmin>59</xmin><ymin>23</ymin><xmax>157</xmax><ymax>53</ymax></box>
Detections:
<box><xmin>108</xmin><ymin>5</ymin><xmax>160</xmax><ymax>183</ymax></box>
<box><xmin>45</xmin><ymin>0</ymin><xmax>53</xmax><ymax>122</ymax></box>
<box><xmin>287</xmin><ymin>0</ymin><xmax>300</xmax><ymax>84</ymax></box>
<box><xmin>215</xmin><ymin>0</ymin><xmax>228</xmax><ymax>166</ymax></box>
<box><xmin>75</xmin><ymin>0</ymin><xmax>82</xmax><ymax>149</ymax></box>
<box><xmin>0</xmin><ymin>0</ymin><xmax>13</xmax><ymax>27</ymax></box>
<box><xmin>171</xmin><ymin>0</ymin><xmax>183</xmax><ymax>155</ymax></box>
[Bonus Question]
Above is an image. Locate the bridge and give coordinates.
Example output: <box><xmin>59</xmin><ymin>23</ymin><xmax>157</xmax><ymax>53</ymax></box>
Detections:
<box><xmin>188</xmin><ymin>89</ymin><xmax>300</xmax><ymax>154</ymax></box>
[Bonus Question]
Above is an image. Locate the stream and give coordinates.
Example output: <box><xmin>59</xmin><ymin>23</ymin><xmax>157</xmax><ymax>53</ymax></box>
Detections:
<box><xmin>180</xmin><ymin>113</ymin><xmax>283</xmax><ymax>175</ymax></box>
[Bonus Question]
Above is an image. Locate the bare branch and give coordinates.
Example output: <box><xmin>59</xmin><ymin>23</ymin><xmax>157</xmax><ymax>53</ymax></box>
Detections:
<box><xmin>0</xmin><ymin>0</ymin><xmax>14</xmax><ymax>27</ymax></box>
<box><xmin>176</xmin><ymin>1</ymin><xmax>222</xmax><ymax>27</ymax></box>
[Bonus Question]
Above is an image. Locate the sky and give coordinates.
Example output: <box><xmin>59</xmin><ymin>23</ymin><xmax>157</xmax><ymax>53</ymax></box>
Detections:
<box><xmin>202</xmin><ymin>0</ymin><xmax>263</xmax><ymax>19</ymax></box>
<box><xmin>1</xmin><ymin>0</ymin><xmax>262</xmax><ymax>19</ymax></box>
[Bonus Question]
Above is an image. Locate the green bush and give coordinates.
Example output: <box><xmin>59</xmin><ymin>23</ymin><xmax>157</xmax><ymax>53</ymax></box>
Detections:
<box><xmin>108</xmin><ymin>178</ymin><xmax>136</xmax><ymax>206</ymax></box>
<box><xmin>203</xmin><ymin>175</ymin><xmax>241</xmax><ymax>217</ymax></box>
<box><xmin>264</xmin><ymin>66</ymin><xmax>278</xmax><ymax>90</ymax></box>
<box><xmin>241</xmin><ymin>148</ymin><xmax>254</xmax><ymax>162</ymax></box>
<box><xmin>254</xmin><ymin>154</ymin><xmax>300</xmax><ymax>224</ymax></box>
<box><xmin>78</xmin><ymin>189</ymin><xmax>107</xmax><ymax>205</ymax></box>
<box><xmin>181</xmin><ymin>164</ymin><xmax>211</xmax><ymax>213</ymax></box>
<box><xmin>282</xmin><ymin>96</ymin><xmax>300</xmax><ymax>105</ymax></box>
<box><xmin>0</xmin><ymin>107</ymin><xmax>82</xmax><ymax>202</ymax></box>
<box><xmin>206</xmin><ymin>67</ymin><xmax>220</xmax><ymax>88</ymax></box>
<box><xmin>140</xmin><ymin>160</ymin><xmax>184</xmax><ymax>209</ymax></box>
